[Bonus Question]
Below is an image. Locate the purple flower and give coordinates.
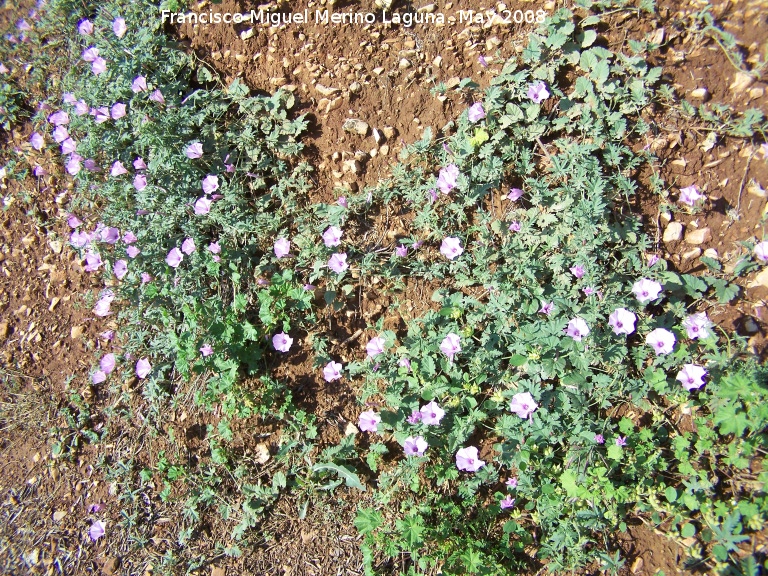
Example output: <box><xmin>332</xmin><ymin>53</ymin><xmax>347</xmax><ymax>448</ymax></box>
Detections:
<box><xmin>126</xmin><ymin>246</ymin><xmax>140</xmax><ymax>258</ymax></box>
<box><xmin>202</xmin><ymin>174</ymin><xmax>219</xmax><ymax>194</ymax></box>
<box><xmin>67</xmin><ymin>215</ymin><xmax>82</xmax><ymax>228</ymax></box>
<box><xmin>679</xmin><ymin>185</ymin><xmax>703</xmax><ymax>206</ymax></box>
<box><xmin>0</xmin><ymin>63</ymin><xmax>8</xmax><ymax>74</ymax></box>
<box><xmin>208</xmin><ymin>242</ymin><xmax>221</xmax><ymax>254</ymax></box>
<box><xmin>403</xmin><ymin>436</ymin><xmax>428</xmax><ymax>457</ymax></box>
<box><xmin>632</xmin><ymin>278</ymin><xmax>663</xmax><ymax>303</ymax></box>
<box><xmin>181</xmin><ymin>238</ymin><xmax>196</xmax><ymax>255</ymax></box>
<box><xmin>396</xmin><ymin>245</ymin><xmax>408</xmax><ymax>257</ymax></box>
<box><xmin>272</xmin><ymin>237</ymin><xmax>290</xmax><ymax>258</ymax></box>
<box><xmin>131</xmin><ymin>76</ymin><xmax>147</xmax><ymax>93</ymax></box>
<box><xmin>647</xmin><ymin>254</ymin><xmax>660</xmax><ymax>267</ymax></box>
<box><xmin>420</xmin><ymin>401</ymin><xmax>445</xmax><ymax>425</ymax></box>
<box><xmin>70</xmin><ymin>230</ymin><xmax>89</xmax><ymax>248</ymax></box>
<box><xmin>186</xmin><ymin>142</ymin><xmax>203</xmax><ymax>159</ymax></box>
<box><xmin>74</xmin><ymin>100</ymin><xmax>89</xmax><ymax>116</ymax></box>
<box><xmin>594</xmin><ymin>434</ymin><xmax>605</xmax><ymax>444</ymax></box>
<box><xmin>645</xmin><ymin>328</ymin><xmax>676</xmax><ymax>356</ymax></box>
<box><xmin>303</xmin><ymin>284</ymin><xmax>314</xmax><ymax>291</ymax></box>
<box><xmin>52</xmin><ymin>126</ymin><xmax>69</xmax><ymax>143</ymax></box>
<box><xmin>437</xmin><ymin>164</ymin><xmax>459</xmax><ymax>194</ymax></box>
<box><xmin>456</xmin><ymin>446</ymin><xmax>485</xmax><ymax>472</ymax></box>
<box><xmin>93</xmin><ymin>293</ymin><xmax>114</xmax><ymax>317</ymax></box>
<box><xmin>48</xmin><ymin>110</ymin><xmax>69</xmax><ymax>126</ymax></box>
<box><xmin>92</xmin><ymin>370</ymin><xmax>106</xmax><ymax>384</ymax></box>
<box><xmin>328</xmin><ymin>253</ymin><xmax>348</xmax><ymax>274</ymax></box>
<box><xmin>337</xmin><ymin>196</ymin><xmax>348</xmax><ymax>208</ymax></box>
<box><xmin>440</xmin><ymin>333</ymin><xmax>461</xmax><ymax>363</ymax></box>
<box><xmin>467</xmin><ymin>102</ymin><xmax>485</xmax><ymax>122</ymax></box>
<box><xmin>506</xmin><ymin>477</ymin><xmax>518</xmax><ymax>488</ymax></box>
<box><xmin>358</xmin><ymin>410</ymin><xmax>381</xmax><ymax>433</ymax></box>
<box><xmin>113</xmin><ymin>259</ymin><xmax>128</xmax><ymax>280</ymax></box>
<box><xmin>676</xmin><ymin>364</ymin><xmax>707</xmax><ymax>391</ymax></box>
<box><xmin>366</xmin><ymin>336</ymin><xmax>385</xmax><ymax>358</ymax></box>
<box><xmin>110</xmin><ymin>103</ymin><xmax>127</xmax><ymax>119</ymax></box>
<box><xmin>149</xmin><ymin>89</ymin><xmax>165</xmax><ymax>104</ymax></box>
<box><xmin>29</xmin><ymin>132</ymin><xmax>44</xmax><ymax>150</ymax></box>
<box><xmin>87</xmin><ymin>502</ymin><xmax>104</xmax><ymax>513</ymax></box>
<box><xmin>66</xmin><ymin>157</ymin><xmax>81</xmax><ymax>175</ymax></box>
<box><xmin>322</xmin><ymin>226</ymin><xmax>342</xmax><ymax>247</ymax></box>
<box><xmin>398</xmin><ymin>357</ymin><xmax>411</xmax><ymax>371</ymax></box>
<box><xmin>194</xmin><ymin>197</ymin><xmax>212</xmax><ymax>215</ymax></box>
<box><xmin>615</xmin><ymin>436</ymin><xmax>627</xmax><ymax>447</ymax></box>
<box><xmin>100</xmin><ymin>354</ymin><xmax>116</xmax><ymax>374</ymax></box>
<box><xmin>78</xmin><ymin>19</ymin><xmax>93</xmax><ymax>35</ymax></box>
<box><xmin>89</xmin><ymin>520</ymin><xmax>106</xmax><ymax>541</ymax></box>
<box><xmin>407</xmin><ymin>409</ymin><xmax>422</xmax><ymax>424</ymax></box>
<box><xmin>570</xmin><ymin>265</ymin><xmax>585</xmax><ymax>278</ymax></box>
<box><xmin>141</xmin><ymin>272</ymin><xmax>152</xmax><ymax>284</ymax></box>
<box><xmin>754</xmin><ymin>241</ymin><xmax>768</xmax><ymax>262</ymax></box>
<box><xmin>682</xmin><ymin>312</ymin><xmax>713</xmax><ymax>340</ymax></box>
<box><xmin>478</xmin><ymin>54</ymin><xmax>488</xmax><ymax>67</ymax></box>
<box><xmin>608</xmin><ymin>308</ymin><xmax>637</xmax><ymax>335</ymax></box>
<box><xmin>166</xmin><ymin>247</ymin><xmax>183</xmax><ymax>268</ymax></box>
<box><xmin>83</xmin><ymin>252</ymin><xmax>103</xmax><ymax>272</ymax></box>
<box><xmin>33</xmin><ymin>165</ymin><xmax>47</xmax><ymax>177</ymax></box>
<box><xmin>110</xmin><ymin>161</ymin><xmax>127</xmax><ymax>177</ymax></box>
<box><xmin>527</xmin><ymin>81</ymin><xmax>550</xmax><ymax>103</ymax></box>
<box><xmin>100</xmin><ymin>227</ymin><xmax>120</xmax><ymax>244</ymax></box>
<box><xmin>123</xmin><ymin>231</ymin><xmax>137</xmax><ymax>244</ymax></box>
<box><xmin>539</xmin><ymin>301</ymin><xmax>554</xmax><ymax>315</ymax></box>
<box><xmin>565</xmin><ymin>317</ymin><xmax>590</xmax><ymax>341</ymax></box>
<box><xmin>428</xmin><ymin>188</ymin><xmax>438</xmax><ymax>203</ymax></box>
<box><xmin>136</xmin><ymin>358</ymin><xmax>151</xmax><ymax>379</ymax></box>
<box><xmin>509</xmin><ymin>392</ymin><xmax>538</xmax><ymax>419</ymax></box>
<box><xmin>440</xmin><ymin>236</ymin><xmax>463</xmax><ymax>260</ymax></box>
<box><xmin>272</xmin><ymin>332</ymin><xmax>293</xmax><ymax>353</ymax></box>
<box><xmin>507</xmin><ymin>188</ymin><xmax>523</xmax><ymax>201</ymax></box>
<box><xmin>82</xmin><ymin>47</ymin><xmax>99</xmax><ymax>62</ymax></box>
<box><xmin>500</xmin><ymin>496</ymin><xmax>515</xmax><ymax>509</ymax></box>
<box><xmin>323</xmin><ymin>361</ymin><xmax>343</xmax><ymax>382</ymax></box>
<box><xmin>508</xmin><ymin>221</ymin><xmax>521</xmax><ymax>232</ymax></box>
<box><xmin>134</xmin><ymin>174</ymin><xmax>147</xmax><ymax>191</ymax></box>
<box><xmin>134</xmin><ymin>157</ymin><xmax>147</xmax><ymax>170</ymax></box>
<box><xmin>91</xmin><ymin>58</ymin><xmax>107</xmax><ymax>75</ymax></box>
<box><xmin>200</xmin><ymin>343</ymin><xmax>214</xmax><ymax>357</ymax></box>
<box><xmin>112</xmin><ymin>18</ymin><xmax>127</xmax><ymax>38</ymax></box>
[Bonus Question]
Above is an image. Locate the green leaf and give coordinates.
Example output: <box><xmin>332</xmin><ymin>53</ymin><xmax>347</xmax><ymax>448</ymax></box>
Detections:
<box><xmin>665</xmin><ymin>486</ymin><xmax>678</xmax><ymax>503</ymax></box>
<box><xmin>354</xmin><ymin>508</ymin><xmax>383</xmax><ymax>535</ymax></box>
<box><xmin>680</xmin><ymin>523</ymin><xmax>696</xmax><ymax>538</ymax></box>
<box><xmin>607</xmin><ymin>444</ymin><xmax>623</xmax><ymax>461</ymax></box>
<box><xmin>312</xmin><ymin>462</ymin><xmax>365</xmax><ymax>491</ymax></box>
<box><xmin>581</xmin><ymin>30</ymin><xmax>597</xmax><ymax>47</ymax></box>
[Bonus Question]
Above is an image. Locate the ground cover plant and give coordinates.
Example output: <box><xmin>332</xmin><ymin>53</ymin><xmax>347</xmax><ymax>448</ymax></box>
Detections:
<box><xmin>1</xmin><ymin>0</ymin><xmax>767</xmax><ymax>574</ymax></box>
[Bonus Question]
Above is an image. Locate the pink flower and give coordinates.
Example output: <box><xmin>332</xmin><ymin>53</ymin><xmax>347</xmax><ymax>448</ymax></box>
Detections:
<box><xmin>149</xmin><ymin>89</ymin><xmax>165</xmax><ymax>104</ymax></box>
<box><xmin>134</xmin><ymin>174</ymin><xmax>147</xmax><ymax>191</ymax></box>
<box><xmin>207</xmin><ymin>242</ymin><xmax>221</xmax><ymax>254</ymax></box>
<box><xmin>78</xmin><ymin>19</ymin><xmax>93</xmax><ymax>35</ymax></box>
<box><xmin>91</xmin><ymin>58</ymin><xmax>107</xmax><ymax>75</ymax></box>
<box><xmin>113</xmin><ymin>259</ymin><xmax>128</xmax><ymax>279</ymax></box>
<box><xmin>112</xmin><ymin>18</ymin><xmax>127</xmax><ymax>38</ymax></box>
<box><xmin>527</xmin><ymin>81</ymin><xmax>550</xmax><ymax>103</ymax></box>
<box><xmin>399</xmin><ymin>357</ymin><xmax>411</xmax><ymax>371</ymax></box>
<box><xmin>100</xmin><ymin>227</ymin><xmax>120</xmax><ymax>244</ymax></box>
<box><xmin>565</xmin><ymin>317</ymin><xmax>589</xmax><ymax>341</ymax></box>
<box><xmin>608</xmin><ymin>308</ymin><xmax>637</xmax><ymax>335</ymax></box>
<box><xmin>166</xmin><ymin>247</ymin><xmax>183</xmax><ymax>268</ymax></box>
<box><xmin>272</xmin><ymin>332</ymin><xmax>293</xmax><ymax>353</ymax></box>
<box><xmin>123</xmin><ymin>231</ymin><xmax>137</xmax><ymax>244</ymax></box>
<box><xmin>366</xmin><ymin>336</ymin><xmax>385</xmax><ymax>358</ymax></box>
<box><xmin>679</xmin><ymin>185</ymin><xmax>703</xmax><ymax>206</ymax></box>
<box><xmin>322</xmin><ymin>226</ymin><xmax>342</xmax><ymax>247</ymax></box>
<box><xmin>358</xmin><ymin>411</ymin><xmax>381</xmax><ymax>433</ymax></box>
<box><xmin>202</xmin><ymin>174</ymin><xmax>219</xmax><ymax>194</ymax></box>
<box><xmin>395</xmin><ymin>245</ymin><xmax>408</xmax><ymax>257</ymax></box>
<box><xmin>467</xmin><ymin>102</ymin><xmax>485</xmax><ymax>122</ymax></box>
<box><xmin>594</xmin><ymin>434</ymin><xmax>605</xmax><ymax>444</ymax></box>
<box><xmin>632</xmin><ymin>278</ymin><xmax>662</xmax><ymax>303</ymax></box>
<box><xmin>337</xmin><ymin>196</ymin><xmax>348</xmax><ymax>208</ymax></box>
<box><xmin>508</xmin><ymin>221</ymin><xmax>521</xmax><ymax>232</ymax></box>
<box><xmin>323</xmin><ymin>361</ymin><xmax>343</xmax><ymax>382</ymax></box>
<box><xmin>108</xmin><ymin>161</ymin><xmax>127</xmax><ymax>178</ymax></box>
<box><xmin>126</xmin><ymin>246</ymin><xmax>140</xmax><ymax>258</ymax></box>
<box><xmin>440</xmin><ymin>333</ymin><xmax>461</xmax><ymax>362</ymax></box>
<box><xmin>136</xmin><ymin>358</ymin><xmax>152</xmax><ymax>379</ymax></box>
<box><xmin>52</xmin><ymin>126</ymin><xmax>69</xmax><ymax>143</ymax></box>
<box><xmin>92</xmin><ymin>370</ymin><xmax>107</xmax><ymax>384</ymax></box>
<box><xmin>539</xmin><ymin>301</ymin><xmax>554</xmax><ymax>315</ymax></box>
<box><xmin>456</xmin><ymin>446</ymin><xmax>485</xmax><ymax>472</ymax></box>
<box><xmin>506</xmin><ymin>477</ymin><xmax>518</xmax><ymax>488</ymax></box>
<box><xmin>66</xmin><ymin>157</ymin><xmax>81</xmax><ymax>175</ymax></box>
<box><xmin>89</xmin><ymin>520</ymin><xmax>106</xmax><ymax>541</ymax></box>
<box><xmin>181</xmin><ymin>238</ymin><xmax>196</xmax><ymax>255</ymax></box>
<box><xmin>141</xmin><ymin>272</ymin><xmax>152</xmax><ymax>284</ymax></box>
<box><xmin>407</xmin><ymin>409</ymin><xmax>422</xmax><ymax>424</ymax></box>
<box><xmin>84</xmin><ymin>252</ymin><xmax>103</xmax><ymax>272</ymax></box>
<box><xmin>440</xmin><ymin>236</ymin><xmax>463</xmax><ymax>260</ymax></box>
<box><xmin>753</xmin><ymin>241</ymin><xmax>768</xmax><ymax>262</ymax></box>
<box><xmin>133</xmin><ymin>157</ymin><xmax>147</xmax><ymax>170</ymax></box>
<box><xmin>645</xmin><ymin>328</ymin><xmax>675</xmax><ymax>356</ymax></box>
<box><xmin>29</xmin><ymin>132</ymin><xmax>44</xmax><ymax>150</ymax></box>
<box><xmin>131</xmin><ymin>76</ymin><xmax>147</xmax><ymax>93</ymax></box>
<box><xmin>570</xmin><ymin>265</ymin><xmax>585</xmax><ymax>278</ymax></box>
<box><xmin>419</xmin><ymin>401</ymin><xmax>445</xmax><ymax>425</ymax></box>
<box><xmin>274</xmin><ymin>238</ymin><xmax>290</xmax><ymax>258</ymax></box>
<box><xmin>500</xmin><ymin>496</ymin><xmax>515</xmax><ymax>509</ymax></box>
<box><xmin>82</xmin><ymin>47</ymin><xmax>99</xmax><ymax>62</ymax></box>
<box><xmin>194</xmin><ymin>197</ymin><xmax>212</xmax><ymax>215</ymax></box>
<box><xmin>403</xmin><ymin>436</ymin><xmax>428</xmax><ymax>457</ymax></box>
<box><xmin>328</xmin><ymin>253</ymin><xmax>348</xmax><ymax>274</ymax></box>
<box><xmin>186</xmin><ymin>142</ymin><xmax>203</xmax><ymax>159</ymax></box>
<box><xmin>682</xmin><ymin>312</ymin><xmax>713</xmax><ymax>340</ymax></box>
<box><xmin>676</xmin><ymin>364</ymin><xmax>707</xmax><ymax>391</ymax></box>
<box><xmin>100</xmin><ymin>353</ymin><xmax>116</xmax><ymax>374</ymax></box>
<box><xmin>437</xmin><ymin>164</ymin><xmax>459</xmax><ymax>194</ymax></box>
<box><xmin>110</xmin><ymin>103</ymin><xmax>127</xmax><ymax>119</ymax></box>
<box><xmin>509</xmin><ymin>392</ymin><xmax>538</xmax><ymax>419</ymax></box>
<box><xmin>200</xmin><ymin>344</ymin><xmax>214</xmax><ymax>357</ymax></box>
<box><xmin>507</xmin><ymin>188</ymin><xmax>523</xmax><ymax>201</ymax></box>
